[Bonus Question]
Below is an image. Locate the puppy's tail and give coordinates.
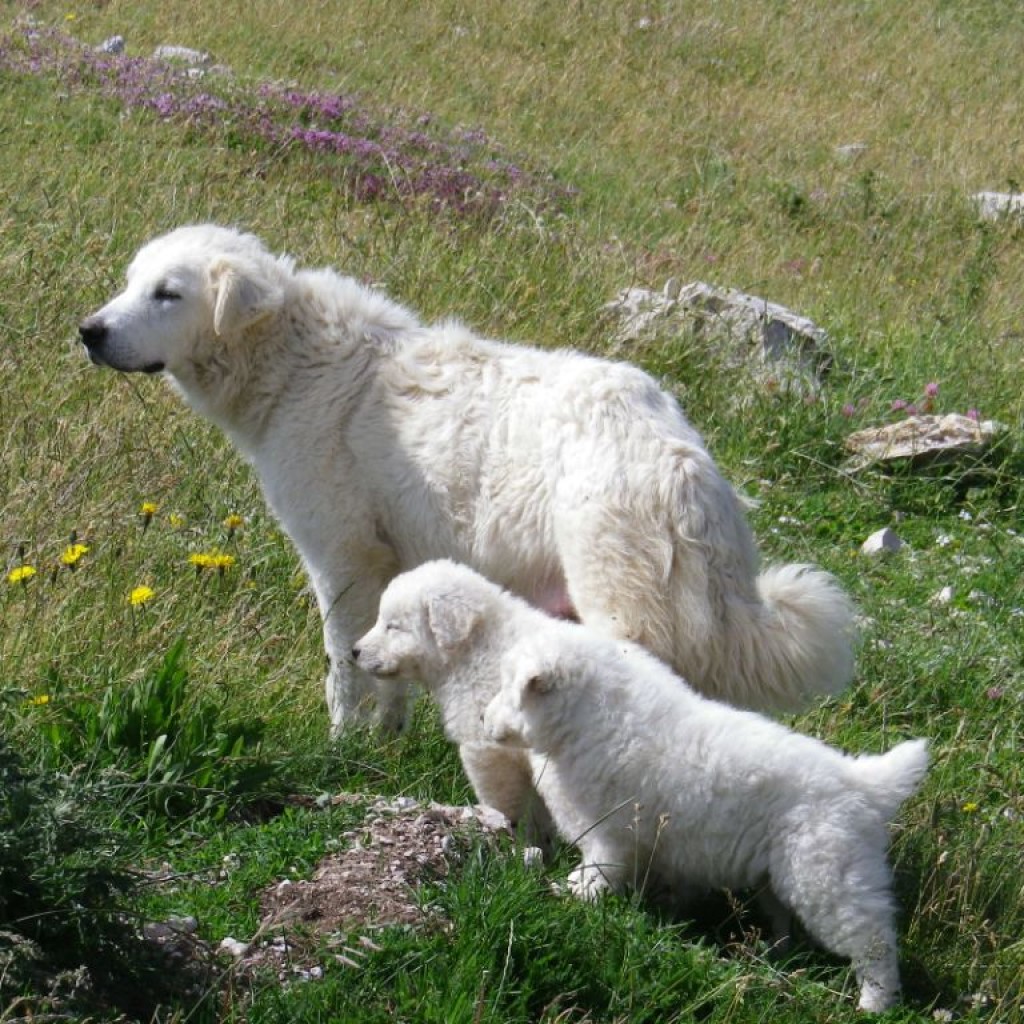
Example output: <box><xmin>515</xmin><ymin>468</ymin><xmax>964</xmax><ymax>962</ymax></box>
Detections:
<box><xmin>717</xmin><ymin>564</ymin><xmax>857</xmax><ymax>713</ymax></box>
<box><xmin>849</xmin><ymin>738</ymin><xmax>930</xmax><ymax>819</ymax></box>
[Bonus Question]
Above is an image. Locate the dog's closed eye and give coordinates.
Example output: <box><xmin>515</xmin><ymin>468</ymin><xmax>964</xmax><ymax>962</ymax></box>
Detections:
<box><xmin>153</xmin><ymin>284</ymin><xmax>182</xmax><ymax>302</ymax></box>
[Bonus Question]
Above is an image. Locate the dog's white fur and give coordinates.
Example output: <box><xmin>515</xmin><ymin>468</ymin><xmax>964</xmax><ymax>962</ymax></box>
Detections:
<box><xmin>82</xmin><ymin>224</ymin><xmax>855</xmax><ymax>734</ymax></box>
<box><xmin>484</xmin><ymin>632</ymin><xmax>928</xmax><ymax>1013</ymax></box>
<box><xmin>354</xmin><ymin>560</ymin><xmax>926</xmax><ymax>1012</ymax></box>
<box><xmin>353</xmin><ymin>561</ymin><xmax>559</xmax><ymax>846</ymax></box>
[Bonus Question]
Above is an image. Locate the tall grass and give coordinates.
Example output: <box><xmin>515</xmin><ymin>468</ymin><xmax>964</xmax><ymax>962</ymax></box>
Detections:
<box><xmin>2</xmin><ymin>1</ymin><xmax>1023</xmax><ymax>1021</ymax></box>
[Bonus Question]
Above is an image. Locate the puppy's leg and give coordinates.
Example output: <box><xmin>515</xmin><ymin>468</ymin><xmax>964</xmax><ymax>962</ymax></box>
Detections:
<box><xmin>771</xmin><ymin>824</ymin><xmax>902</xmax><ymax>1012</ymax></box>
<box><xmin>568</xmin><ymin>836</ymin><xmax>630</xmax><ymax>901</ymax></box>
<box><xmin>460</xmin><ymin>743</ymin><xmax>557</xmax><ymax>855</ymax></box>
<box><xmin>755</xmin><ymin>887</ymin><xmax>793</xmax><ymax>954</ymax></box>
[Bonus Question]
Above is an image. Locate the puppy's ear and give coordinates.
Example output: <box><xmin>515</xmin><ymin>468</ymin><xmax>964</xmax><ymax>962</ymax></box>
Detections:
<box><xmin>209</xmin><ymin>256</ymin><xmax>283</xmax><ymax>336</ymax></box>
<box><xmin>506</xmin><ymin>647</ymin><xmax>556</xmax><ymax>698</ymax></box>
<box><xmin>426</xmin><ymin>593</ymin><xmax>481</xmax><ymax>653</ymax></box>
<box><xmin>523</xmin><ymin>670</ymin><xmax>555</xmax><ymax>695</ymax></box>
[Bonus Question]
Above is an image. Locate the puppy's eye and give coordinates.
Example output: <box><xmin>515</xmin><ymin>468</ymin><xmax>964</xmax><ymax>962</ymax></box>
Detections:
<box><xmin>385</xmin><ymin>623</ymin><xmax>401</xmax><ymax>633</ymax></box>
<box><xmin>153</xmin><ymin>285</ymin><xmax>181</xmax><ymax>302</ymax></box>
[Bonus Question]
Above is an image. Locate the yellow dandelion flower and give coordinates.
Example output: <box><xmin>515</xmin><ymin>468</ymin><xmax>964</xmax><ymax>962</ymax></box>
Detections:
<box><xmin>189</xmin><ymin>550</ymin><xmax>236</xmax><ymax>571</ymax></box>
<box><xmin>7</xmin><ymin>565</ymin><xmax>37</xmax><ymax>585</ymax></box>
<box><xmin>168</xmin><ymin>513</ymin><xmax>186</xmax><ymax>529</ymax></box>
<box><xmin>60</xmin><ymin>543</ymin><xmax>90</xmax><ymax>567</ymax></box>
<box><xmin>223</xmin><ymin>513</ymin><xmax>244</xmax><ymax>532</ymax></box>
<box><xmin>128</xmin><ymin>585</ymin><xmax>155</xmax><ymax>606</ymax></box>
<box><xmin>961</xmin><ymin>801</ymin><xmax>979</xmax><ymax>814</ymax></box>
<box><xmin>64</xmin><ymin>12</ymin><xmax>77</xmax><ymax>21</ymax></box>
<box><xmin>28</xmin><ymin>694</ymin><xmax>51</xmax><ymax>707</ymax></box>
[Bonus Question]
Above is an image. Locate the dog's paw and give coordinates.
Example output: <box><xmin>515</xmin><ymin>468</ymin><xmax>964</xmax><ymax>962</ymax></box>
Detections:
<box><xmin>567</xmin><ymin>864</ymin><xmax>611</xmax><ymax>902</ymax></box>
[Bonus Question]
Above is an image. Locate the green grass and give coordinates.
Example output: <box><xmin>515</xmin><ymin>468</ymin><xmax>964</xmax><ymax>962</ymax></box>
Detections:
<box><xmin>2</xmin><ymin>1</ymin><xmax>1023</xmax><ymax>1020</ymax></box>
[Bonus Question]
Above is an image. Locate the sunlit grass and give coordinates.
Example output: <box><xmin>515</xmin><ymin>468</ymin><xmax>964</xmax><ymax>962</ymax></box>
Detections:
<box><xmin>2</xmin><ymin>1</ymin><xmax>1023</xmax><ymax>1021</ymax></box>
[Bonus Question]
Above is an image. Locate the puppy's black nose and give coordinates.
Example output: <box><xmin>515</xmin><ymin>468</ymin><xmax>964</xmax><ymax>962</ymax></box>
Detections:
<box><xmin>351</xmin><ymin>646</ymin><xmax>361</xmax><ymax>661</ymax></box>
<box><xmin>78</xmin><ymin>317</ymin><xmax>107</xmax><ymax>349</ymax></box>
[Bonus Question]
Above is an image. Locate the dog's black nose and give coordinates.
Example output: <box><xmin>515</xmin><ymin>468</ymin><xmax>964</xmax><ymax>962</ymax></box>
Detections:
<box><xmin>351</xmin><ymin>646</ymin><xmax>361</xmax><ymax>661</ymax></box>
<box><xmin>78</xmin><ymin>317</ymin><xmax>107</xmax><ymax>349</ymax></box>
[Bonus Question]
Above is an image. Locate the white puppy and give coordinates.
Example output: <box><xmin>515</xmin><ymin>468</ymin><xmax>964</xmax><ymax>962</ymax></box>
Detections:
<box><xmin>353</xmin><ymin>561</ymin><xmax>558</xmax><ymax>846</ymax></box>
<box><xmin>82</xmin><ymin>224</ymin><xmax>855</xmax><ymax>735</ymax></box>
<box><xmin>483</xmin><ymin>628</ymin><xmax>929</xmax><ymax>1013</ymax></box>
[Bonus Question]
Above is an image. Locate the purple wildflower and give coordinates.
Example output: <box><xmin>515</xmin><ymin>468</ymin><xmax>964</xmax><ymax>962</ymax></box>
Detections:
<box><xmin>0</xmin><ymin>25</ymin><xmax>575</xmax><ymax>217</ymax></box>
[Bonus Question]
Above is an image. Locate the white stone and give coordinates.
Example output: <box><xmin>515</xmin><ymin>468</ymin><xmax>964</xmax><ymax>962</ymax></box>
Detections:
<box><xmin>153</xmin><ymin>44</ymin><xmax>211</xmax><ymax>67</ymax></box>
<box><xmin>861</xmin><ymin>527</ymin><xmax>903</xmax><ymax>556</ymax></box>
<box><xmin>845</xmin><ymin>413</ymin><xmax>1006</xmax><ymax>468</ymax></box>
<box><xmin>932</xmin><ymin>586</ymin><xmax>955</xmax><ymax>605</ymax></box>
<box><xmin>835</xmin><ymin>143</ymin><xmax>868</xmax><ymax>161</ymax></box>
<box><xmin>218</xmin><ymin>937</ymin><xmax>250</xmax><ymax>957</ymax></box>
<box><xmin>973</xmin><ymin>191</ymin><xmax>1024</xmax><ymax>221</ymax></box>
<box><xmin>522</xmin><ymin>846</ymin><xmax>545</xmax><ymax>869</ymax></box>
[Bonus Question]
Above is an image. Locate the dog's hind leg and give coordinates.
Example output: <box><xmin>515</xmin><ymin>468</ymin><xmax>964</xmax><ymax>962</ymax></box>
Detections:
<box><xmin>552</xmin><ymin>503</ymin><xmax>696</xmax><ymax>668</ymax></box>
<box><xmin>771</xmin><ymin>824</ymin><xmax>903</xmax><ymax>1011</ymax></box>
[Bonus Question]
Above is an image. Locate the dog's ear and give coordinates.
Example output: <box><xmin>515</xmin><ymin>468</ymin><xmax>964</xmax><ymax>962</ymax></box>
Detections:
<box><xmin>523</xmin><ymin>670</ymin><xmax>555</xmax><ymax>696</ymax></box>
<box><xmin>507</xmin><ymin>646</ymin><xmax>556</xmax><ymax>698</ymax></box>
<box><xmin>426</xmin><ymin>593</ymin><xmax>481</xmax><ymax>653</ymax></box>
<box><xmin>209</xmin><ymin>256</ymin><xmax>283</xmax><ymax>336</ymax></box>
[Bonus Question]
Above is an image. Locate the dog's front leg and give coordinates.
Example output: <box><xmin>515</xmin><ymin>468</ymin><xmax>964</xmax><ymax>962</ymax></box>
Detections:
<box><xmin>567</xmin><ymin>838</ymin><xmax>629</xmax><ymax>901</ymax></box>
<box><xmin>314</xmin><ymin>542</ymin><xmax>404</xmax><ymax>737</ymax></box>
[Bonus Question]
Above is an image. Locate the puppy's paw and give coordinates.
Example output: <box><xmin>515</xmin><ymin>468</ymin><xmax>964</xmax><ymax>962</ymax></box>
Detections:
<box><xmin>567</xmin><ymin>864</ymin><xmax>611</xmax><ymax>902</ymax></box>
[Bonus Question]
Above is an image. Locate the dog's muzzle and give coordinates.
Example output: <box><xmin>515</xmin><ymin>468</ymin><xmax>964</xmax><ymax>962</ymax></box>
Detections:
<box><xmin>77</xmin><ymin>317</ymin><xmax>165</xmax><ymax>374</ymax></box>
<box><xmin>78</xmin><ymin>317</ymin><xmax>109</xmax><ymax>364</ymax></box>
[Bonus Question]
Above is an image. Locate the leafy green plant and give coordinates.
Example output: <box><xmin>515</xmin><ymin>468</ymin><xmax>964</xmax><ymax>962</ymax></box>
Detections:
<box><xmin>0</xmin><ymin>736</ymin><xmax>218</xmax><ymax>1020</ymax></box>
<box><xmin>43</xmin><ymin>641</ymin><xmax>281</xmax><ymax>819</ymax></box>
<box><xmin>0</xmin><ymin>740</ymin><xmax>135</xmax><ymax>960</ymax></box>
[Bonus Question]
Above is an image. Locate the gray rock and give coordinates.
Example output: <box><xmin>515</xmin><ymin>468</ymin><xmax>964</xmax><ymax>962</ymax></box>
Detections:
<box><xmin>605</xmin><ymin>280</ymin><xmax>832</xmax><ymax>393</ymax></box>
<box><xmin>861</xmin><ymin>527</ymin><xmax>903</xmax><ymax>557</ymax></box>
<box><xmin>97</xmin><ymin>35</ymin><xmax>125</xmax><ymax>55</ymax></box>
<box><xmin>845</xmin><ymin>413</ymin><xmax>1006</xmax><ymax>469</ymax></box>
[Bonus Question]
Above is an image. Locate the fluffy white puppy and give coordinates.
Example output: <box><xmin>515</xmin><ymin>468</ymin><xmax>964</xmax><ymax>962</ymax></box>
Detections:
<box><xmin>353</xmin><ymin>561</ymin><xmax>558</xmax><ymax>846</ymax></box>
<box><xmin>483</xmin><ymin>628</ymin><xmax>929</xmax><ymax>1013</ymax></box>
<box><xmin>81</xmin><ymin>224</ymin><xmax>855</xmax><ymax>736</ymax></box>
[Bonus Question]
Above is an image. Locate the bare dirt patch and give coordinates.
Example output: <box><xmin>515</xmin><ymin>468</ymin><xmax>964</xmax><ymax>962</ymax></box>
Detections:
<box><xmin>213</xmin><ymin>797</ymin><xmax>514</xmax><ymax>982</ymax></box>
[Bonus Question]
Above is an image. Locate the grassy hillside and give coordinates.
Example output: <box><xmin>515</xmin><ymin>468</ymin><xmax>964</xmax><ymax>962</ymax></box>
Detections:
<box><xmin>1</xmin><ymin>2</ymin><xmax>1022</xmax><ymax>1021</ymax></box>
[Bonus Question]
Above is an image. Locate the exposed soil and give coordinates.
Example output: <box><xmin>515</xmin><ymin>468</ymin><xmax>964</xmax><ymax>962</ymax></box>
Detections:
<box><xmin>181</xmin><ymin>797</ymin><xmax>515</xmax><ymax>985</ymax></box>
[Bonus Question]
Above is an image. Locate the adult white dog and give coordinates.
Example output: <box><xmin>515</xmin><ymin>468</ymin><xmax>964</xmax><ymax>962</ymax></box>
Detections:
<box><xmin>354</xmin><ymin>560</ymin><xmax>926</xmax><ymax>1011</ymax></box>
<box><xmin>484</xmin><ymin>629</ymin><xmax>927</xmax><ymax>1013</ymax></box>
<box><xmin>81</xmin><ymin>224</ymin><xmax>855</xmax><ymax>734</ymax></box>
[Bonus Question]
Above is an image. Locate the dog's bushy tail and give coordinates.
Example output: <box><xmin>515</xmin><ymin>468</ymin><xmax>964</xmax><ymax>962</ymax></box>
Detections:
<box><xmin>717</xmin><ymin>564</ymin><xmax>856</xmax><ymax>713</ymax></box>
<box><xmin>849</xmin><ymin>739</ymin><xmax>930</xmax><ymax>819</ymax></box>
